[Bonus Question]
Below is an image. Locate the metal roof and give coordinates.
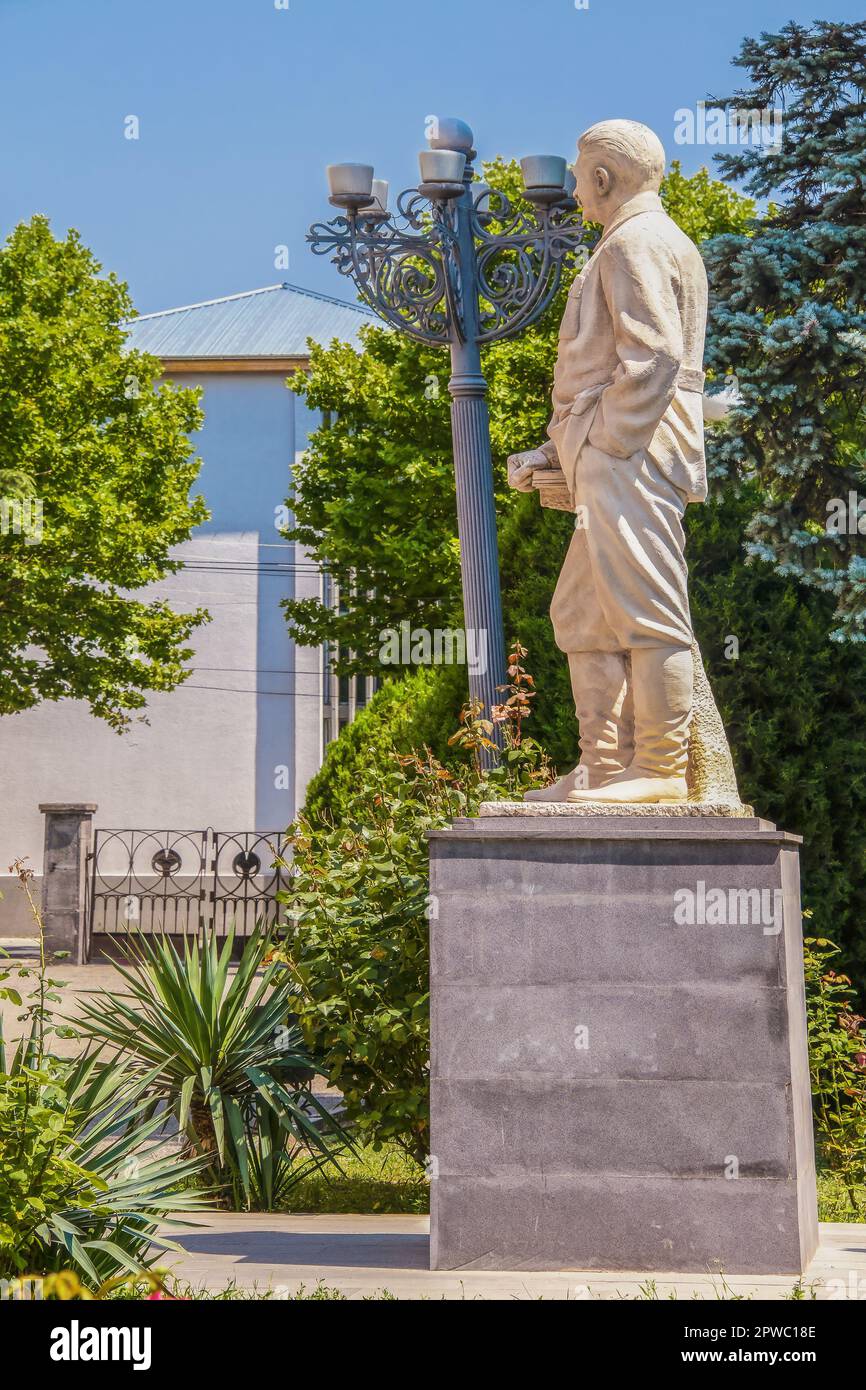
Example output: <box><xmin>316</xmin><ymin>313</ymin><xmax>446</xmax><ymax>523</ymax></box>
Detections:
<box><xmin>123</xmin><ymin>282</ymin><xmax>376</xmax><ymax>360</ymax></box>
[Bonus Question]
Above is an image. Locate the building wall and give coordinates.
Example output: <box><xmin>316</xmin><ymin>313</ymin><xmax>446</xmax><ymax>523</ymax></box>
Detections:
<box><xmin>0</xmin><ymin>370</ymin><xmax>325</xmax><ymax>932</ymax></box>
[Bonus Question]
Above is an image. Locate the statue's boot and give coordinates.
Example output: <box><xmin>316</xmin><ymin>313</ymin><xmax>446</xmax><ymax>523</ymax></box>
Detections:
<box><xmin>567</xmin><ymin>645</ymin><xmax>692</xmax><ymax>804</ymax></box>
<box><xmin>526</xmin><ymin>651</ymin><xmax>634</xmax><ymax>801</ymax></box>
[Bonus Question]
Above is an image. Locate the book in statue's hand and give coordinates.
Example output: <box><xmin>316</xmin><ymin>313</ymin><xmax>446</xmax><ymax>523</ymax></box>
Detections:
<box><xmin>531</xmin><ymin>460</ymin><xmax>573</xmax><ymax>513</ymax></box>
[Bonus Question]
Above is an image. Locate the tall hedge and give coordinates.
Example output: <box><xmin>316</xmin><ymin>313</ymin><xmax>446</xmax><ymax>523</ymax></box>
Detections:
<box><xmin>301</xmin><ymin>665</ymin><xmax>467</xmax><ymax>829</ymax></box>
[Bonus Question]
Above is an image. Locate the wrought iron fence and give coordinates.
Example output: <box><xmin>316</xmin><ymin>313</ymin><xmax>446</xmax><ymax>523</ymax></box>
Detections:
<box><xmin>85</xmin><ymin>827</ymin><xmax>293</xmax><ymax>957</ymax></box>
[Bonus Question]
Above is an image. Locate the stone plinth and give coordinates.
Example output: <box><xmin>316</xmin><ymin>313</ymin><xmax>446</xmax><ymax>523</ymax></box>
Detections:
<box><xmin>427</xmin><ymin>809</ymin><xmax>818</xmax><ymax>1274</ymax></box>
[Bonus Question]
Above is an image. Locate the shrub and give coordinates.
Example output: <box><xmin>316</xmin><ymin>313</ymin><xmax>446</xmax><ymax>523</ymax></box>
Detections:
<box><xmin>279</xmin><ymin>652</ymin><xmax>550</xmax><ymax>1163</ymax></box>
<box><xmin>302</xmin><ymin>665</ymin><xmax>467</xmax><ymax>829</ymax></box>
<box><xmin>279</xmin><ymin>755</ymin><xmax>457</xmax><ymax>1166</ymax></box>
<box><xmin>72</xmin><ymin>926</ymin><xmax>350</xmax><ymax>1210</ymax></box>
<box><xmin>804</xmin><ymin>936</ymin><xmax>866</xmax><ymax>1215</ymax></box>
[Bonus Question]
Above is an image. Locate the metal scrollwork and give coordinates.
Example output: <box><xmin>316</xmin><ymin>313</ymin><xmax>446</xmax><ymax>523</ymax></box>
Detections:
<box><xmin>308</xmin><ymin>192</ymin><xmax>460</xmax><ymax>345</ymax></box>
<box><xmin>308</xmin><ymin>180</ymin><xmax>590</xmax><ymax>349</ymax></box>
<box><xmin>471</xmin><ymin>190</ymin><xmax>588</xmax><ymax>341</ymax></box>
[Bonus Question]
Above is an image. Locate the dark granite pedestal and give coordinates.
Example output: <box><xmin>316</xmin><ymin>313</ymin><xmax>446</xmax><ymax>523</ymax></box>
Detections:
<box><xmin>427</xmin><ymin>807</ymin><xmax>818</xmax><ymax>1274</ymax></box>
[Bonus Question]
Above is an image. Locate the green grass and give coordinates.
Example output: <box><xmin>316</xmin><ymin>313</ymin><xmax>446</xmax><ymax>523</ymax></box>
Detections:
<box><xmin>278</xmin><ymin>1141</ymin><xmax>429</xmax><ymax>1214</ymax></box>
<box><xmin>817</xmin><ymin>1168</ymin><xmax>865</xmax><ymax>1223</ymax></box>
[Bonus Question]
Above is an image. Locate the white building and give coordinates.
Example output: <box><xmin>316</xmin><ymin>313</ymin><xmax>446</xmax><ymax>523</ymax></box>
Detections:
<box><xmin>0</xmin><ymin>282</ymin><xmax>375</xmax><ymax>935</ymax></box>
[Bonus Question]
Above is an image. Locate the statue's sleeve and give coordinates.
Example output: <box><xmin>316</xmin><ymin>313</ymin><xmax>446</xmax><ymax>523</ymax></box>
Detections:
<box><xmin>587</xmin><ymin>237</ymin><xmax>683</xmax><ymax>460</ymax></box>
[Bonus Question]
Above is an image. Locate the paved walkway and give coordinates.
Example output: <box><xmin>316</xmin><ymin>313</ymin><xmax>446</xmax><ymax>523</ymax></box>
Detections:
<box><xmin>0</xmin><ymin>949</ymin><xmax>119</xmax><ymax>1058</ymax></box>
<box><xmin>161</xmin><ymin>1214</ymin><xmax>866</xmax><ymax>1300</ymax></box>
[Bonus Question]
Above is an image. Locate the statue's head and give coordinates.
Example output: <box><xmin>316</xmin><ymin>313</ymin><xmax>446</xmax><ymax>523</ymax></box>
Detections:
<box><xmin>574</xmin><ymin>119</ymin><xmax>665</xmax><ymax>226</ymax></box>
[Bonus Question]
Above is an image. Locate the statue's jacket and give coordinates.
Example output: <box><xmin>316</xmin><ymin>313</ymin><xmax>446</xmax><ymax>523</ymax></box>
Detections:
<box><xmin>545</xmin><ymin>189</ymin><xmax>708</xmax><ymax>506</ymax></box>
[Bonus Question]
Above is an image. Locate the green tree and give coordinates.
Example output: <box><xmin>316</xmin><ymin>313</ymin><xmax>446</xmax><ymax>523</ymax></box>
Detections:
<box><xmin>660</xmin><ymin>160</ymin><xmax>757</xmax><ymax>245</ymax></box>
<box><xmin>704</xmin><ymin>19</ymin><xmax>866</xmax><ymax>639</ymax></box>
<box><xmin>0</xmin><ymin>216</ymin><xmax>208</xmax><ymax>729</ymax></box>
<box><xmin>282</xmin><ymin>331</ymin><xmax>456</xmax><ymax>676</ymax></box>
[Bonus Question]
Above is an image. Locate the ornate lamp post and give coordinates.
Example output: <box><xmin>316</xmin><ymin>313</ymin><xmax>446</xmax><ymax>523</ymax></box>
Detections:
<box><xmin>308</xmin><ymin>116</ymin><xmax>589</xmax><ymax>745</ymax></box>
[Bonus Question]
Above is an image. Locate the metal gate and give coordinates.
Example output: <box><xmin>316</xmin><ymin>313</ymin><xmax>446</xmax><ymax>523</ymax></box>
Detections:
<box><xmin>85</xmin><ymin>827</ymin><xmax>293</xmax><ymax>957</ymax></box>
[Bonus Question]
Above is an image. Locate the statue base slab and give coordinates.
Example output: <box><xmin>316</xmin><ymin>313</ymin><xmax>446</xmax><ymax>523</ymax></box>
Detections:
<box><xmin>427</xmin><ymin>811</ymin><xmax>818</xmax><ymax>1273</ymax></box>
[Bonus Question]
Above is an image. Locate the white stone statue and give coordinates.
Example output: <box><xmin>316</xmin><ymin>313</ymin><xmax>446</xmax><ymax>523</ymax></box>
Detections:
<box><xmin>508</xmin><ymin>119</ymin><xmax>734</xmax><ymax>806</ymax></box>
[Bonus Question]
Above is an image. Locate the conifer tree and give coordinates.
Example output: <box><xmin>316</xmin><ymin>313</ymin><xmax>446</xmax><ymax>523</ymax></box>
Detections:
<box><xmin>704</xmin><ymin>19</ymin><xmax>866</xmax><ymax>640</ymax></box>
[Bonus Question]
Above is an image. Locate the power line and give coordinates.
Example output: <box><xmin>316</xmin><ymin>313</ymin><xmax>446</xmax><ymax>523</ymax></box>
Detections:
<box><xmin>192</xmin><ymin>666</ymin><xmax>322</xmax><ymax>676</ymax></box>
<box><xmin>181</xmin><ymin>683</ymin><xmax>327</xmax><ymax>698</ymax></box>
<box><xmin>178</xmin><ymin>565</ymin><xmax>314</xmax><ymax>574</ymax></box>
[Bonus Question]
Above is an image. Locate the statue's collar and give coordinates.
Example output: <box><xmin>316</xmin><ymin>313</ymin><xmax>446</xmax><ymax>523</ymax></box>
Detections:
<box><xmin>595</xmin><ymin>190</ymin><xmax>663</xmax><ymax>247</ymax></box>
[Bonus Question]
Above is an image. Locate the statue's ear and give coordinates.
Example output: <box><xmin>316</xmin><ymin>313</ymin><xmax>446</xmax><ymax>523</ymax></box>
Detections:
<box><xmin>595</xmin><ymin>166</ymin><xmax>612</xmax><ymax>197</ymax></box>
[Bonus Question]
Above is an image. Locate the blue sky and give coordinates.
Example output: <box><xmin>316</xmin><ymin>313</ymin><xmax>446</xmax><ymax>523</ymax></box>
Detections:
<box><xmin>1</xmin><ymin>0</ymin><xmax>859</xmax><ymax>314</ymax></box>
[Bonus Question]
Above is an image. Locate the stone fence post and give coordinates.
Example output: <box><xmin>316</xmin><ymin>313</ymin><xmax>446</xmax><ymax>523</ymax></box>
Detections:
<box><xmin>39</xmin><ymin>803</ymin><xmax>97</xmax><ymax>964</ymax></box>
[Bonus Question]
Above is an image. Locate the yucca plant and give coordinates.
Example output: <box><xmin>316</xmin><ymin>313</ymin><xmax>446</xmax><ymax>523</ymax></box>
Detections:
<box><xmin>0</xmin><ymin>1031</ymin><xmax>207</xmax><ymax>1283</ymax></box>
<box><xmin>73</xmin><ymin>926</ymin><xmax>351</xmax><ymax>1209</ymax></box>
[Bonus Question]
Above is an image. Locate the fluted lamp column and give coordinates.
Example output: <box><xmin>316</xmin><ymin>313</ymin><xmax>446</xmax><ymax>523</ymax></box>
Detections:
<box><xmin>441</xmin><ymin>122</ymin><xmax>506</xmax><ymax>730</ymax></box>
<box><xmin>310</xmin><ymin>116</ymin><xmax>587</xmax><ymax>763</ymax></box>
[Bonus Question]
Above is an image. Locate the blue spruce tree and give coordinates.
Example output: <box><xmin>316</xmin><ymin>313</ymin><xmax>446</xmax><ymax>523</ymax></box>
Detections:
<box><xmin>704</xmin><ymin>19</ymin><xmax>866</xmax><ymax>640</ymax></box>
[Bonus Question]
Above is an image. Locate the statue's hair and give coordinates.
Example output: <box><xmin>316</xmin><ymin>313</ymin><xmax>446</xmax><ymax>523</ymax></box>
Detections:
<box><xmin>578</xmin><ymin>119</ymin><xmax>665</xmax><ymax>190</ymax></box>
